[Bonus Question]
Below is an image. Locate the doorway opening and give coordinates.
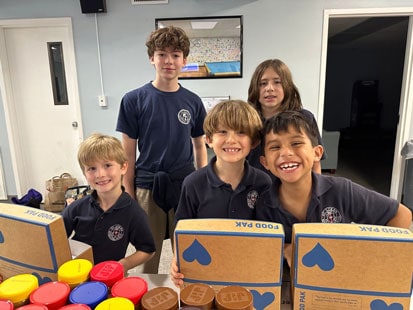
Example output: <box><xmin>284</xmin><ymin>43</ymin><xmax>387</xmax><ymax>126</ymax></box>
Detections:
<box><xmin>318</xmin><ymin>8</ymin><xmax>413</xmax><ymax>200</ymax></box>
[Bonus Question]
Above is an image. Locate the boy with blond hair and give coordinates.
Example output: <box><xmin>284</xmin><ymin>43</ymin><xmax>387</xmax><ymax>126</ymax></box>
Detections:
<box><xmin>62</xmin><ymin>133</ymin><xmax>155</xmax><ymax>272</ymax></box>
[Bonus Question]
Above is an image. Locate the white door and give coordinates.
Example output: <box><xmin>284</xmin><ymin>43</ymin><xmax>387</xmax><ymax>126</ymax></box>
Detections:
<box><xmin>0</xmin><ymin>18</ymin><xmax>84</xmax><ymax>198</ymax></box>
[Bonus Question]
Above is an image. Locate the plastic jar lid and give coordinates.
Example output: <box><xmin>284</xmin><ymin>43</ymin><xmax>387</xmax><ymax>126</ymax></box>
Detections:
<box><xmin>90</xmin><ymin>261</ymin><xmax>124</xmax><ymax>288</ymax></box>
<box><xmin>57</xmin><ymin>304</ymin><xmax>91</xmax><ymax>310</ymax></box>
<box><xmin>29</xmin><ymin>281</ymin><xmax>70</xmax><ymax>310</ymax></box>
<box><xmin>69</xmin><ymin>281</ymin><xmax>108</xmax><ymax>309</ymax></box>
<box><xmin>141</xmin><ymin>287</ymin><xmax>178</xmax><ymax>310</ymax></box>
<box><xmin>0</xmin><ymin>300</ymin><xmax>14</xmax><ymax>310</ymax></box>
<box><xmin>215</xmin><ymin>286</ymin><xmax>253</xmax><ymax>310</ymax></box>
<box><xmin>95</xmin><ymin>297</ymin><xmax>135</xmax><ymax>310</ymax></box>
<box><xmin>58</xmin><ymin>259</ymin><xmax>93</xmax><ymax>287</ymax></box>
<box><xmin>0</xmin><ymin>274</ymin><xmax>39</xmax><ymax>304</ymax></box>
<box><xmin>180</xmin><ymin>283</ymin><xmax>215</xmax><ymax>309</ymax></box>
<box><xmin>110</xmin><ymin>276</ymin><xmax>148</xmax><ymax>304</ymax></box>
<box><xmin>15</xmin><ymin>304</ymin><xmax>48</xmax><ymax>309</ymax></box>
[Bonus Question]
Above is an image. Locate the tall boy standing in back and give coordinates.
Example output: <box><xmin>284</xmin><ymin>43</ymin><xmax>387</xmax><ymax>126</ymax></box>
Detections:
<box><xmin>116</xmin><ymin>26</ymin><xmax>208</xmax><ymax>273</ymax></box>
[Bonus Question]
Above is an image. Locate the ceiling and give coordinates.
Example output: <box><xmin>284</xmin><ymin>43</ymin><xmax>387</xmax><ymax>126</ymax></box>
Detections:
<box><xmin>328</xmin><ymin>16</ymin><xmax>409</xmax><ymax>48</ymax></box>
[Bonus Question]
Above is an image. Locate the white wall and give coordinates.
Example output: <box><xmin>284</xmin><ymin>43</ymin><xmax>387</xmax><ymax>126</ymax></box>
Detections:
<box><xmin>1</xmin><ymin>0</ymin><xmax>413</xmax><ymax>195</ymax></box>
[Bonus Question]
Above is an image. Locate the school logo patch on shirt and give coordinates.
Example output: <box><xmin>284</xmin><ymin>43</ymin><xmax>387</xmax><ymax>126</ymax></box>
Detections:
<box><xmin>178</xmin><ymin>109</ymin><xmax>191</xmax><ymax>125</ymax></box>
<box><xmin>108</xmin><ymin>224</ymin><xmax>124</xmax><ymax>241</ymax></box>
<box><xmin>321</xmin><ymin>207</ymin><xmax>342</xmax><ymax>223</ymax></box>
<box><xmin>247</xmin><ymin>190</ymin><xmax>259</xmax><ymax>209</ymax></box>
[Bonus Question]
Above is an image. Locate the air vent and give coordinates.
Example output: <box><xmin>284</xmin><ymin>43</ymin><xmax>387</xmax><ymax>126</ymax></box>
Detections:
<box><xmin>132</xmin><ymin>0</ymin><xmax>168</xmax><ymax>4</ymax></box>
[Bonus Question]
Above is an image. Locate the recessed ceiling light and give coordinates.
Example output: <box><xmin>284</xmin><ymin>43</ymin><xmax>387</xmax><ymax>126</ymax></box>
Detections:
<box><xmin>191</xmin><ymin>21</ymin><xmax>217</xmax><ymax>30</ymax></box>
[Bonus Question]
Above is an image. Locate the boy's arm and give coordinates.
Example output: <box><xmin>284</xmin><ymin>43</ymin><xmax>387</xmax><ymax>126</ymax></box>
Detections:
<box><xmin>192</xmin><ymin>136</ymin><xmax>208</xmax><ymax>169</ymax></box>
<box><xmin>119</xmin><ymin>251</ymin><xmax>155</xmax><ymax>272</ymax></box>
<box><xmin>387</xmin><ymin>203</ymin><xmax>412</xmax><ymax>229</ymax></box>
<box><xmin>121</xmin><ymin>133</ymin><xmax>137</xmax><ymax>199</ymax></box>
<box><xmin>170</xmin><ymin>256</ymin><xmax>184</xmax><ymax>288</ymax></box>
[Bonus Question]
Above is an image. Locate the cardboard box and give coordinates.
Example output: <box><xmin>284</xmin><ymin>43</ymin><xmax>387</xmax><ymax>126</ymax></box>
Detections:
<box><xmin>174</xmin><ymin>219</ymin><xmax>285</xmax><ymax>310</ymax></box>
<box><xmin>0</xmin><ymin>203</ymin><xmax>93</xmax><ymax>283</ymax></box>
<box><xmin>291</xmin><ymin>223</ymin><xmax>413</xmax><ymax>309</ymax></box>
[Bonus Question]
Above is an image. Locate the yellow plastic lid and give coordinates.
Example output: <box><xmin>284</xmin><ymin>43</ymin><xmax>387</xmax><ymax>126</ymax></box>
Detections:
<box><xmin>95</xmin><ymin>297</ymin><xmax>135</xmax><ymax>310</ymax></box>
<box><xmin>0</xmin><ymin>274</ymin><xmax>39</xmax><ymax>303</ymax></box>
<box><xmin>58</xmin><ymin>259</ymin><xmax>93</xmax><ymax>285</ymax></box>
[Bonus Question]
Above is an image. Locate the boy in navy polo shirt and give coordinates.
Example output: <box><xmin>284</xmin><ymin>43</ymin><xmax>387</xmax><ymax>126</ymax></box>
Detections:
<box><xmin>171</xmin><ymin>99</ymin><xmax>272</xmax><ymax>286</ymax></box>
<box><xmin>116</xmin><ymin>26</ymin><xmax>207</xmax><ymax>274</ymax></box>
<box><xmin>62</xmin><ymin>133</ymin><xmax>156</xmax><ymax>272</ymax></box>
<box><xmin>256</xmin><ymin>111</ymin><xmax>412</xmax><ymax>265</ymax></box>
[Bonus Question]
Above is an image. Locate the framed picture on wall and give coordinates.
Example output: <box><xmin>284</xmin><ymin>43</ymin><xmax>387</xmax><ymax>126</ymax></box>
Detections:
<box><xmin>155</xmin><ymin>16</ymin><xmax>243</xmax><ymax>79</ymax></box>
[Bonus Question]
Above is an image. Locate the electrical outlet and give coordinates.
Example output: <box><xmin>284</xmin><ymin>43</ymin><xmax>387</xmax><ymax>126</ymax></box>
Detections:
<box><xmin>98</xmin><ymin>95</ymin><xmax>107</xmax><ymax>107</ymax></box>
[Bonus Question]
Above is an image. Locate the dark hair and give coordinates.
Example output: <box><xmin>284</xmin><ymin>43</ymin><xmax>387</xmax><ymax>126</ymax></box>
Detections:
<box><xmin>145</xmin><ymin>25</ymin><xmax>190</xmax><ymax>58</ymax></box>
<box><xmin>261</xmin><ymin>111</ymin><xmax>319</xmax><ymax>148</ymax></box>
<box><xmin>248</xmin><ymin>59</ymin><xmax>302</xmax><ymax>118</ymax></box>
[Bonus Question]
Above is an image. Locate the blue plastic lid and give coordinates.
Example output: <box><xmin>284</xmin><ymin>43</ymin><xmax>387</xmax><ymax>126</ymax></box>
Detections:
<box><xmin>69</xmin><ymin>281</ymin><xmax>108</xmax><ymax>308</ymax></box>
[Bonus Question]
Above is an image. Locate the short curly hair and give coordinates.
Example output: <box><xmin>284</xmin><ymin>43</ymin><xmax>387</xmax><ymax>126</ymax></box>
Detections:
<box><xmin>145</xmin><ymin>25</ymin><xmax>190</xmax><ymax>58</ymax></box>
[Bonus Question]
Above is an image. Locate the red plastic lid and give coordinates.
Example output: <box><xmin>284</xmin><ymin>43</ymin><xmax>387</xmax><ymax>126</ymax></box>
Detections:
<box><xmin>57</xmin><ymin>305</ymin><xmax>91</xmax><ymax>310</ymax></box>
<box><xmin>0</xmin><ymin>300</ymin><xmax>13</xmax><ymax>310</ymax></box>
<box><xmin>30</xmin><ymin>281</ymin><xmax>70</xmax><ymax>310</ymax></box>
<box><xmin>111</xmin><ymin>276</ymin><xmax>148</xmax><ymax>304</ymax></box>
<box><xmin>90</xmin><ymin>261</ymin><xmax>124</xmax><ymax>288</ymax></box>
<box><xmin>14</xmin><ymin>304</ymin><xmax>47</xmax><ymax>310</ymax></box>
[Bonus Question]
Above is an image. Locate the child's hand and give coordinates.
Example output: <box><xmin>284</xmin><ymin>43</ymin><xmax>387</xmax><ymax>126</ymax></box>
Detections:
<box><xmin>284</xmin><ymin>243</ymin><xmax>292</xmax><ymax>268</ymax></box>
<box><xmin>170</xmin><ymin>257</ymin><xmax>184</xmax><ymax>288</ymax></box>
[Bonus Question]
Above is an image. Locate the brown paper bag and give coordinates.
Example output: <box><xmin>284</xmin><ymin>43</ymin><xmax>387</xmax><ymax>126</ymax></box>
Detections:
<box><xmin>44</xmin><ymin>173</ymin><xmax>78</xmax><ymax>212</ymax></box>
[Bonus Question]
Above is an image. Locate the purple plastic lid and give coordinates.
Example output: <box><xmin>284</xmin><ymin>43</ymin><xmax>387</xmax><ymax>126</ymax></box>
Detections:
<box><xmin>69</xmin><ymin>281</ymin><xmax>108</xmax><ymax>308</ymax></box>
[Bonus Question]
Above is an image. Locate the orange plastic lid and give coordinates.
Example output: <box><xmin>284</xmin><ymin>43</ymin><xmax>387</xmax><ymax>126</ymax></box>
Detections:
<box><xmin>111</xmin><ymin>277</ymin><xmax>148</xmax><ymax>304</ymax></box>
<box><xmin>0</xmin><ymin>274</ymin><xmax>38</xmax><ymax>304</ymax></box>
<box><xmin>0</xmin><ymin>300</ymin><xmax>14</xmax><ymax>310</ymax></box>
<box><xmin>30</xmin><ymin>281</ymin><xmax>70</xmax><ymax>310</ymax></box>
<box><xmin>90</xmin><ymin>261</ymin><xmax>124</xmax><ymax>288</ymax></box>
<box><xmin>180</xmin><ymin>283</ymin><xmax>215</xmax><ymax>309</ymax></box>
<box><xmin>215</xmin><ymin>286</ymin><xmax>253</xmax><ymax>310</ymax></box>
<box><xmin>141</xmin><ymin>287</ymin><xmax>178</xmax><ymax>310</ymax></box>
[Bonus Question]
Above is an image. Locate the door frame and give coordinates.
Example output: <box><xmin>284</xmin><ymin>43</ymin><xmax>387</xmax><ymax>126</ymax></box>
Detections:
<box><xmin>317</xmin><ymin>7</ymin><xmax>413</xmax><ymax>200</ymax></box>
<box><xmin>0</xmin><ymin>17</ymin><xmax>83</xmax><ymax>197</ymax></box>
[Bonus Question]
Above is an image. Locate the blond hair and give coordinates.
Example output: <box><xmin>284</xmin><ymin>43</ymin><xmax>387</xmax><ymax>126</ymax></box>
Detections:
<box><xmin>78</xmin><ymin>133</ymin><xmax>127</xmax><ymax>172</ymax></box>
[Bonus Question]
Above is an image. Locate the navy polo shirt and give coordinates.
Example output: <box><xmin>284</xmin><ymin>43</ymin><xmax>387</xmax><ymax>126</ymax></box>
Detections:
<box><xmin>175</xmin><ymin>156</ymin><xmax>272</xmax><ymax>224</ymax></box>
<box><xmin>256</xmin><ymin>172</ymin><xmax>399</xmax><ymax>243</ymax></box>
<box><xmin>116</xmin><ymin>82</ymin><xmax>206</xmax><ymax>188</ymax></box>
<box><xmin>62</xmin><ymin>191</ymin><xmax>156</xmax><ymax>264</ymax></box>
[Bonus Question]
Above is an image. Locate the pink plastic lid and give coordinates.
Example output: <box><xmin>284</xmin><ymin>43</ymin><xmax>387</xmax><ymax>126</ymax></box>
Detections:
<box><xmin>0</xmin><ymin>300</ymin><xmax>13</xmax><ymax>310</ymax></box>
<box><xmin>30</xmin><ymin>281</ymin><xmax>70</xmax><ymax>310</ymax></box>
<box><xmin>57</xmin><ymin>305</ymin><xmax>91</xmax><ymax>310</ymax></box>
<box><xmin>111</xmin><ymin>276</ymin><xmax>148</xmax><ymax>304</ymax></box>
<box><xmin>14</xmin><ymin>304</ymin><xmax>47</xmax><ymax>310</ymax></box>
<box><xmin>89</xmin><ymin>261</ymin><xmax>124</xmax><ymax>288</ymax></box>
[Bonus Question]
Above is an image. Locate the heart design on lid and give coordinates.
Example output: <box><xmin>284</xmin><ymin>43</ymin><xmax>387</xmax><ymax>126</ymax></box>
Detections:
<box><xmin>302</xmin><ymin>242</ymin><xmax>334</xmax><ymax>271</ymax></box>
<box><xmin>182</xmin><ymin>239</ymin><xmax>211</xmax><ymax>265</ymax></box>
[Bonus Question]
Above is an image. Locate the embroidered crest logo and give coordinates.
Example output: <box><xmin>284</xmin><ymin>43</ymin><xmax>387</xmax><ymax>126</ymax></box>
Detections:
<box><xmin>178</xmin><ymin>109</ymin><xmax>191</xmax><ymax>125</ymax></box>
<box><xmin>247</xmin><ymin>190</ymin><xmax>259</xmax><ymax>209</ymax></box>
<box><xmin>108</xmin><ymin>224</ymin><xmax>124</xmax><ymax>241</ymax></box>
<box><xmin>321</xmin><ymin>207</ymin><xmax>342</xmax><ymax>223</ymax></box>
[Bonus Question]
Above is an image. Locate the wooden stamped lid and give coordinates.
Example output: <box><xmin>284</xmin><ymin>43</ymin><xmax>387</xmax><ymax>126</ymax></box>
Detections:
<box><xmin>141</xmin><ymin>287</ymin><xmax>178</xmax><ymax>310</ymax></box>
<box><xmin>180</xmin><ymin>283</ymin><xmax>215</xmax><ymax>310</ymax></box>
<box><xmin>215</xmin><ymin>286</ymin><xmax>253</xmax><ymax>310</ymax></box>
